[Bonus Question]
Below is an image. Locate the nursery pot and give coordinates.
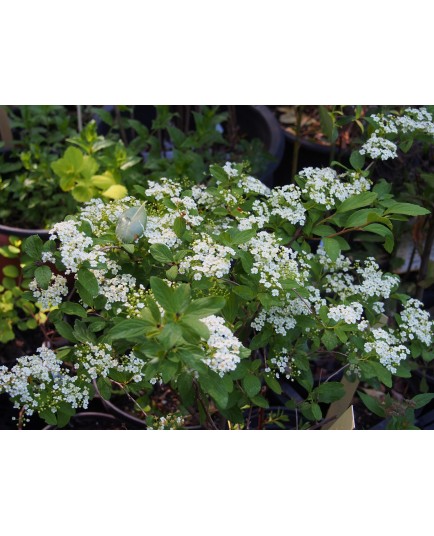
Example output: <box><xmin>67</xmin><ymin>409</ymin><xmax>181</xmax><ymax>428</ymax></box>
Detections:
<box><xmin>97</xmin><ymin>105</ymin><xmax>285</xmax><ymax>188</ymax></box>
<box><xmin>274</xmin><ymin>130</ymin><xmax>350</xmax><ymax>186</ymax></box>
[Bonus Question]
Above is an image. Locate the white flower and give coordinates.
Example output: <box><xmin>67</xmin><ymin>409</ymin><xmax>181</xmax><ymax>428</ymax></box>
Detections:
<box><xmin>200</xmin><ymin>315</ymin><xmax>242</xmax><ymax>376</ymax></box>
<box><xmin>179</xmin><ymin>235</ymin><xmax>235</xmax><ymax>280</ymax></box>
<box><xmin>300</xmin><ymin>167</ymin><xmax>371</xmax><ymax>210</ymax></box>
<box><xmin>359</xmin><ymin>134</ymin><xmax>398</xmax><ymax>160</ymax></box>
<box><xmin>400</xmin><ymin>298</ymin><xmax>433</xmax><ymax>346</ymax></box>
<box><xmin>328</xmin><ymin>302</ymin><xmax>364</xmax><ymax>325</ymax></box>
<box><xmin>364</xmin><ymin>328</ymin><xmax>410</xmax><ymax>374</ymax></box>
<box><xmin>74</xmin><ymin>343</ymin><xmax>118</xmax><ymax>380</ymax></box>
<box><xmin>29</xmin><ymin>274</ymin><xmax>68</xmax><ymax>309</ymax></box>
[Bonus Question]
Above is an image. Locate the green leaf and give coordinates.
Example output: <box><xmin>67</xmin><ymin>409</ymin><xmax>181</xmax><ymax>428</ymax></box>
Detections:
<box><xmin>77</xmin><ymin>268</ymin><xmax>99</xmax><ymax>298</ymax></box>
<box><xmin>349</xmin><ymin>150</ymin><xmax>365</xmax><ymax>170</ymax></box>
<box><xmin>312</xmin><ymin>224</ymin><xmax>335</xmax><ymax>237</ymax></box>
<box><xmin>3</xmin><ymin>265</ymin><xmax>19</xmax><ymax>278</ymax></box>
<box><xmin>75</xmin><ymin>281</ymin><xmax>94</xmax><ymax>307</ymax></box>
<box><xmin>54</xmin><ymin>320</ymin><xmax>78</xmax><ymax>343</ymax></box>
<box><xmin>23</xmin><ymin>235</ymin><xmax>43</xmax><ymax>260</ymax></box>
<box><xmin>264</xmin><ymin>373</ymin><xmax>282</xmax><ymax>395</ymax></box>
<box><xmin>243</xmin><ymin>374</ymin><xmax>261</xmax><ymax>398</ymax></box>
<box><xmin>97</xmin><ymin>377</ymin><xmax>112</xmax><ymax>400</ymax></box>
<box><xmin>180</xmin><ymin>316</ymin><xmax>210</xmax><ymax>341</ymax></box>
<box><xmin>150</xmin><ymin>276</ymin><xmax>176</xmax><ymax>313</ymax></box>
<box><xmin>250</xmin><ymin>394</ymin><xmax>269</xmax><ymax>409</ymax></box>
<box><xmin>150</xmin><ymin>243</ymin><xmax>173</xmax><ymax>264</ymax></box>
<box><xmin>318</xmin><ymin>106</ymin><xmax>337</xmax><ymax>143</ymax></box>
<box><xmin>323</xmin><ymin>237</ymin><xmax>341</xmax><ymax>262</ymax></box>
<box><xmin>314</xmin><ymin>382</ymin><xmax>345</xmax><ymax>403</ymax></box>
<box><xmin>210</xmin><ymin>164</ymin><xmax>228</xmax><ymax>183</ymax></box>
<box><xmin>173</xmin><ymin>217</ymin><xmax>187</xmax><ymax>239</ymax></box>
<box><xmin>158</xmin><ymin>323</ymin><xmax>183</xmax><ymax>349</ymax></box>
<box><xmin>384</xmin><ymin>202</ymin><xmax>430</xmax><ymax>217</ymax></box>
<box><xmin>39</xmin><ymin>409</ymin><xmax>57</xmax><ymax>426</ymax></box>
<box><xmin>108</xmin><ymin>319</ymin><xmax>151</xmax><ymax>340</ymax></box>
<box><xmin>412</xmin><ymin>393</ymin><xmax>434</xmax><ymax>409</ymax></box>
<box><xmin>363</xmin><ymin>223</ymin><xmax>394</xmax><ymax>253</ymax></box>
<box><xmin>185</xmin><ymin>296</ymin><xmax>226</xmax><ymax>318</ymax></box>
<box><xmin>59</xmin><ymin>302</ymin><xmax>87</xmax><ymax>318</ymax></box>
<box><xmin>311</xmin><ymin>403</ymin><xmax>322</xmax><ymax>421</ymax></box>
<box><xmin>177</xmin><ymin>373</ymin><xmax>195</xmax><ymax>406</ymax></box>
<box><xmin>336</xmin><ymin>191</ymin><xmax>377</xmax><ymax>213</ymax></box>
<box><xmin>34</xmin><ymin>265</ymin><xmax>52</xmax><ymax>290</ymax></box>
<box><xmin>232</xmin><ymin>285</ymin><xmax>255</xmax><ymax>301</ymax></box>
<box><xmin>358</xmin><ymin>391</ymin><xmax>385</xmax><ymax>418</ymax></box>
<box><xmin>344</xmin><ymin>208</ymin><xmax>382</xmax><ymax>228</ymax></box>
<box><xmin>321</xmin><ymin>330</ymin><xmax>339</xmax><ymax>351</ymax></box>
<box><xmin>166</xmin><ymin>265</ymin><xmax>178</xmax><ymax>280</ymax></box>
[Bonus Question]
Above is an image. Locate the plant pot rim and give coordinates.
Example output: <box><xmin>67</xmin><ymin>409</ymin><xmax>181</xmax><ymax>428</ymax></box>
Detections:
<box><xmin>283</xmin><ymin>128</ymin><xmax>351</xmax><ymax>157</ymax></box>
<box><xmin>0</xmin><ymin>223</ymin><xmax>50</xmax><ymax>239</ymax></box>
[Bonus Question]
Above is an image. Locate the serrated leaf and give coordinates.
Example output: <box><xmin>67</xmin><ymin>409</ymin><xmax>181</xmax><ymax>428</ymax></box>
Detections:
<box><xmin>77</xmin><ymin>268</ymin><xmax>99</xmax><ymax>298</ymax></box>
<box><xmin>349</xmin><ymin>150</ymin><xmax>365</xmax><ymax>170</ymax></box>
<box><xmin>35</xmin><ymin>265</ymin><xmax>52</xmax><ymax>290</ymax></box>
<box><xmin>243</xmin><ymin>374</ymin><xmax>261</xmax><ymax>398</ymax></box>
<box><xmin>23</xmin><ymin>235</ymin><xmax>43</xmax><ymax>260</ymax></box>
<box><xmin>323</xmin><ymin>237</ymin><xmax>341</xmax><ymax>262</ymax></box>
<box><xmin>150</xmin><ymin>243</ymin><xmax>173</xmax><ymax>264</ymax></box>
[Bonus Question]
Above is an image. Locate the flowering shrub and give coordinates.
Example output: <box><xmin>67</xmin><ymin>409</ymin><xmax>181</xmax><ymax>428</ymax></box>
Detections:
<box><xmin>1</xmin><ymin>154</ymin><xmax>433</xmax><ymax>428</ymax></box>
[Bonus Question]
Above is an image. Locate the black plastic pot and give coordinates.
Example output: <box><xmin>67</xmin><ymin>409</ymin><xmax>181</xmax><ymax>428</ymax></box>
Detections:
<box><xmin>274</xmin><ymin>130</ymin><xmax>350</xmax><ymax>187</ymax></box>
<box><xmin>97</xmin><ymin>105</ymin><xmax>285</xmax><ymax>187</ymax></box>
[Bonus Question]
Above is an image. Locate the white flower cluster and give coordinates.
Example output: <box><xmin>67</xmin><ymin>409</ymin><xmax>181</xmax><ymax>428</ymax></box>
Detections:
<box><xmin>265</xmin><ymin>348</ymin><xmax>297</xmax><ymax>380</ymax></box>
<box><xmin>29</xmin><ymin>274</ymin><xmax>68</xmax><ymax>310</ymax></box>
<box><xmin>49</xmin><ymin>220</ymin><xmax>108</xmax><ymax>274</ymax></box>
<box><xmin>237</xmin><ymin>174</ymin><xmax>271</xmax><ymax>197</ymax></box>
<box><xmin>241</xmin><ymin>232</ymin><xmax>307</xmax><ymax>296</ymax></box>
<box><xmin>400</xmin><ymin>298</ymin><xmax>433</xmax><ymax>346</ymax></box>
<box><xmin>200</xmin><ymin>315</ymin><xmax>242</xmax><ymax>376</ymax></box>
<box><xmin>145</xmin><ymin>178</ymin><xmax>182</xmax><ymax>200</ymax></box>
<box><xmin>223</xmin><ymin>161</ymin><xmax>239</xmax><ymax>178</ymax></box>
<box><xmin>371</xmin><ymin>107</ymin><xmax>434</xmax><ymax>137</ymax></box>
<box><xmin>93</xmin><ymin>270</ymin><xmax>137</xmax><ymax>310</ymax></box>
<box><xmin>328</xmin><ymin>302</ymin><xmax>364</xmax><ymax>324</ymax></box>
<box><xmin>359</xmin><ymin>133</ymin><xmax>398</xmax><ymax>160</ymax></box>
<box><xmin>237</xmin><ymin>200</ymin><xmax>270</xmax><ymax>231</ymax></box>
<box><xmin>117</xmin><ymin>352</ymin><xmax>146</xmax><ymax>383</ymax></box>
<box><xmin>251</xmin><ymin>286</ymin><xmax>325</xmax><ymax>336</ymax></box>
<box><xmin>268</xmin><ymin>184</ymin><xmax>306</xmax><ymax>225</ymax></box>
<box><xmin>144</xmin><ymin>214</ymin><xmax>181</xmax><ymax>249</ymax></box>
<box><xmin>0</xmin><ymin>346</ymin><xmax>90</xmax><ymax>416</ymax></box>
<box><xmin>299</xmin><ymin>167</ymin><xmax>371</xmax><ymax>210</ymax></box>
<box><xmin>74</xmin><ymin>343</ymin><xmax>118</xmax><ymax>380</ymax></box>
<box><xmin>179</xmin><ymin>235</ymin><xmax>235</xmax><ymax>280</ymax></box>
<box><xmin>80</xmin><ymin>197</ymin><xmax>140</xmax><ymax>236</ymax></box>
<box><xmin>319</xmin><ymin>250</ymin><xmax>399</xmax><ymax>302</ymax></box>
<box><xmin>364</xmin><ymin>328</ymin><xmax>410</xmax><ymax>374</ymax></box>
